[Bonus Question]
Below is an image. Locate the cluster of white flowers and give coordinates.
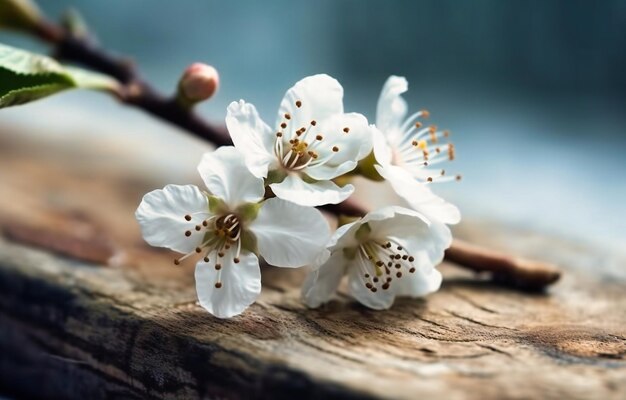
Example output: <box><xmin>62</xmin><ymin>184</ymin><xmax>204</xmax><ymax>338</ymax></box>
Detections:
<box><xmin>136</xmin><ymin>74</ymin><xmax>460</xmax><ymax>318</ymax></box>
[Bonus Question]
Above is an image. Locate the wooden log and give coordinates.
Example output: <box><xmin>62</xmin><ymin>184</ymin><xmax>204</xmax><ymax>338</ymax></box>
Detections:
<box><xmin>0</xmin><ymin>131</ymin><xmax>625</xmax><ymax>399</ymax></box>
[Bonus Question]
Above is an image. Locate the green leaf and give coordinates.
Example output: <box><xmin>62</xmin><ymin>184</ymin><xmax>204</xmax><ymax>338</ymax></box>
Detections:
<box><xmin>0</xmin><ymin>42</ymin><xmax>119</xmax><ymax>108</ymax></box>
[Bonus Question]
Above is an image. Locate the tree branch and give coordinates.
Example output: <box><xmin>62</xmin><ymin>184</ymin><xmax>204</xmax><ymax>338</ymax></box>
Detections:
<box><xmin>24</xmin><ymin>16</ymin><xmax>560</xmax><ymax>291</ymax></box>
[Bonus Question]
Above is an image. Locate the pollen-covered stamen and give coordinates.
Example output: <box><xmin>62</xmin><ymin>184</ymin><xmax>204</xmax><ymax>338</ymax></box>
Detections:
<box><xmin>356</xmin><ymin>238</ymin><xmax>418</xmax><ymax>292</ymax></box>
<box><xmin>274</xmin><ymin>99</ymin><xmax>346</xmax><ymax>171</ymax></box>
<box><xmin>392</xmin><ymin>114</ymin><xmax>460</xmax><ymax>183</ymax></box>
<box><xmin>174</xmin><ymin>213</ymin><xmax>244</xmax><ymax>289</ymax></box>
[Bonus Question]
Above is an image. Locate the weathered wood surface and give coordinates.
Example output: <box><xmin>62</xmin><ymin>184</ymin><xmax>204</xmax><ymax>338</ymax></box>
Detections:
<box><xmin>0</xmin><ymin>130</ymin><xmax>625</xmax><ymax>400</ymax></box>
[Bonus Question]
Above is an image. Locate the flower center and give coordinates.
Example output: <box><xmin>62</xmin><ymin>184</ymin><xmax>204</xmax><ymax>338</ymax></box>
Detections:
<box><xmin>356</xmin><ymin>239</ymin><xmax>417</xmax><ymax>293</ymax></box>
<box><xmin>392</xmin><ymin>109</ymin><xmax>462</xmax><ymax>183</ymax></box>
<box><xmin>273</xmin><ymin>99</ymin><xmax>347</xmax><ymax>172</ymax></box>
<box><xmin>175</xmin><ymin>213</ymin><xmax>243</xmax><ymax>289</ymax></box>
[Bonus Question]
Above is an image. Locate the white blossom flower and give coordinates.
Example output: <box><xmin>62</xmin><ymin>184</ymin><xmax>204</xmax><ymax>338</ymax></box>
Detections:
<box><xmin>302</xmin><ymin>206</ymin><xmax>451</xmax><ymax>310</ymax></box>
<box><xmin>135</xmin><ymin>146</ymin><xmax>330</xmax><ymax>318</ymax></box>
<box><xmin>226</xmin><ymin>74</ymin><xmax>373</xmax><ymax>207</ymax></box>
<box><xmin>373</xmin><ymin>75</ymin><xmax>461</xmax><ymax>225</ymax></box>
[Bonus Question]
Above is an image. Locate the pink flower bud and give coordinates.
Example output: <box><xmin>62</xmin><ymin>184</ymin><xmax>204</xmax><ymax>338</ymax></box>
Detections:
<box><xmin>178</xmin><ymin>63</ymin><xmax>219</xmax><ymax>103</ymax></box>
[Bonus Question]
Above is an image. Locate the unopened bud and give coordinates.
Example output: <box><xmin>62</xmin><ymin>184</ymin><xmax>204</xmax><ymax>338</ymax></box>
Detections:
<box><xmin>0</xmin><ymin>0</ymin><xmax>43</xmax><ymax>33</ymax></box>
<box><xmin>177</xmin><ymin>63</ymin><xmax>219</xmax><ymax>107</ymax></box>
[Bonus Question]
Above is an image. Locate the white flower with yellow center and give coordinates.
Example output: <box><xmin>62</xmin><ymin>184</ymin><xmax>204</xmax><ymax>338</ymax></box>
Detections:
<box><xmin>373</xmin><ymin>76</ymin><xmax>461</xmax><ymax>225</ymax></box>
<box><xmin>135</xmin><ymin>146</ymin><xmax>330</xmax><ymax>318</ymax></box>
<box><xmin>226</xmin><ymin>74</ymin><xmax>373</xmax><ymax>207</ymax></box>
<box><xmin>302</xmin><ymin>206</ymin><xmax>451</xmax><ymax>310</ymax></box>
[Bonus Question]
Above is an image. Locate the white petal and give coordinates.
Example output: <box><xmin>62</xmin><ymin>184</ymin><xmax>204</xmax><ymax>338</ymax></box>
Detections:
<box><xmin>269</xmin><ymin>174</ymin><xmax>354</xmax><ymax>207</ymax></box>
<box><xmin>375</xmin><ymin>164</ymin><xmax>461</xmax><ymax>225</ymax></box>
<box><xmin>347</xmin><ymin>260</ymin><xmax>396</xmax><ymax>310</ymax></box>
<box><xmin>304</xmin><ymin>160</ymin><xmax>357</xmax><ymax>181</ymax></box>
<box><xmin>394</xmin><ymin>267</ymin><xmax>442</xmax><ymax>298</ymax></box>
<box><xmin>226</xmin><ymin>100</ymin><xmax>276</xmax><ymax>178</ymax></box>
<box><xmin>395</xmin><ymin>220</ymin><xmax>452</xmax><ymax>267</ymax></box>
<box><xmin>301</xmin><ymin>251</ymin><xmax>347</xmax><ymax>308</ymax></box>
<box><xmin>195</xmin><ymin>251</ymin><xmax>261</xmax><ymax>318</ymax></box>
<box><xmin>197</xmin><ymin>146</ymin><xmax>265</xmax><ymax>208</ymax></box>
<box><xmin>304</xmin><ymin>113</ymin><xmax>372</xmax><ymax>181</ymax></box>
<box><xmin>328</xmin><ymin>221</ymin><xmax>360</xmax><ymax>250</ymax></box>
<box><xmin>249</xmin><ymin>197</ymin><xmax>330</xmax><ymax>267</ymax></box>
<box><xmin>277</xmin><ymin>74</ymin><xmax>343</xmax><ymax>132</ymax></box>
<box><xmin>372</xmin><ymin>126</ymin><xmax>393</xmax><ymax>167</ymax></box>
<box><xmin>376</xmin><ymin>75</ymin><xmax>408</xmax><ymax>133</ymax></box>
<box><xmin>135</xmin><ymin>184</ymin><xmax>210</xmax><ymax>254</ymax></box>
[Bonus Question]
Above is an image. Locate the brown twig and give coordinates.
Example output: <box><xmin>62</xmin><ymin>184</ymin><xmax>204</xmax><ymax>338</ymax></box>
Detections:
<box><xmin>23</xmin><ymin>15</ymin><xmax>561</xmax><ymax>291</ymax></box>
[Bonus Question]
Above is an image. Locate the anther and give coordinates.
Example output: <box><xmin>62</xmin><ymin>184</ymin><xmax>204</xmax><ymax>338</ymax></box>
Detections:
<box><xmin>415</xmin><ymin>122</ymin><xmax>422</xmax><ymax>128</ymax></box>
<box><xmin>234</xmin><ymin>257</ymin><xmax>240</xmax><ymax>264</ymax></box>
<box><xmin>396</xmin><ymin>272</ymin><xmax>402</xmax><ymax>278</ymax></box>
<box><xmin>284</xmin><ymin>113</ymin><xmax>291</xmax><ymax>120</ymax></box>
<box><xmin>409</xmin><ymin>267</ymin><xmax>416</xmax><ymax>273</ymax></box>
<box><xmin>427</xmin><ymin>177</ymin><xmax>433</xmax><ymax>182</ymax></box>
<box><xmin>195</xmin><ymin>225</ymin><xmax>201</xmax><ymax>231</ymax></box>
<box><xmin>343</xmin><ymin>127</ymin><xmax>350</xmax><ymax>133</ymax></box>
<box><xmin>280</xmin><ymin>122</ymin><xmax>287</xmax><ymax>129</ymax></box>
<box><xmin>382</xmin><ymin>283</ymin><xmax>390</xmax><ymax>290</ymax></box>
<box><xmin>204</xmin><ymin>256</ymin><xmax>210</xmax><ymax>262</ymax></box>
<box><xmin>316</xmin><ymin>134</ymin><xmax>323</xmax><ymax>141</ymax></box>
<box><xmin>364</xmin><ymin>273</ymin><xmax>370</xmax><ymax>278</ymax></box>
<box><xmin>444</xmin><ymin>130</ymin><xmax>450</xmax><ymax>138</ymax></box>
<box><xmin>373</xmin><ymin>277</ymin><xmax>379</xmax><ymax>283</ymax></box>
<box><xmin>195</xmin><ymin>247</ymin><xmax>202</xmax><ymax>253</ymax></box>
<box><xmin>218</xmin><ymin>251</ymin><xmax>225</xmax><ymax>258</ymax></box>
<box><xmin>395</xmin><ymin>263</ymin><xmax>401</xmax><ymax>269</ymax></box>
<box><xmin>449</xmin><ymin>144</ymin><xmax>456</xmax><ymax>161</ymax></box>
<box><xmin>456</xmin><ymin>175</ymin><xmax>462</xmax><ymax>181</ymax></box>
<box><xmin>394</xmin><ymin>254</ymin><xmax>401</xmax><ymax>260</ymax></box>
<box><xmin>184</xmin><ymin>215</ymin><xmax>192</xmax><ymax>221</ymax></box>
<box><xmin>276</xmin><ymin>132</ymin><xmax>283</xmax><ymax>137</ymax></box>
<box><xmin>332</xmin><ymin>146</ymin><xmax>339</xmax><ymax>152</ymax></box>
<box><xmin>376</xmin><ymin>260</ymin><xmax>384</xmax><ymax>267</ymax></box>
<box><xmin>421</xmin><ymin>110</ymin><xmax>430</xmax><ymax>119</ymax></box>
<box><xmin>173</xmin><ymin>259</ymin><xmax>180</xmax><ymax>265</ymax></box>
<box><xmin>295</xmin><ymin>100</ymin><xmax>302</xmax><ymax>108</ymax></box>
<box><xmin>215</xmin><ymin>264</ymin><xmax>222</xmax><ymax>270</ymax></box>
<box><xmin>185</xmin><ymin>231</ymin><xmax>192</xmax><ymax>237</ymax></box>
<box><xmin>371</xmin><ymin>287</ymin><xmax>378</xmax><ymax>293</ymax></box>
<box><xmin>402</xmin><ymin>255</ymin><xmax>408</xmax><ymax>260</ymax></box>
<box><xmin>311</xmin><ymin>120</ymin><xmax>317</xmax><ymax>126</ymax></box>
<box><xmin>366</xmin><ymin>282</ymin><xmax>373</xmax><ymax>289</ymax></box>
<box><xmin>215</xmin><ymin>282</ymin><xmax>222</xmax><ymax>288</ymax></box>
<box><xmin>397</xmin><ymin>245</ymin><xmax>403</xmax><ymax>250</ymax></box>
<box><xmin>408</xmin><ymin>256</ymin><xmax>415</xmax><ymax>262</ymax></box>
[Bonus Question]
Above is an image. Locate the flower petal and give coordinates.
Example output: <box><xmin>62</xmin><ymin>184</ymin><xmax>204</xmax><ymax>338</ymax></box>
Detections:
<box><xmin>394</xmin><ymin>220</ymin><xmax>452</xmax><ymax>267</ymax></box>
<box><xmin>135</xmin><ymin>184</ymin><xmax>210</xmax><ymax>254</ymax></box>
<box><xmin>249</xmin><ymin>197</ymin><xmax>330</xmax><ymax>267</ymax></box>
<box><xmin>301</xmin><ymin>251</ymin><xmax>347</xmax><ymax>308</ymax></box>
<box><xmin>372</xmin><ymin>126</ymin><xmax>393</xmax><ymax>167</ymax></box>
<box><xmin>277</xmin><ymin>74</ymin><xmax>344</xmax><ymax>132</ymax></box>
<box><xmin>376</xmin><ymin>75</ymin><xmax>408</xmax><ymax>133</ymax></box>
<box><xmin>347</xmin><ymin>259</ymin><xmax>396</xmax><ymax>310</ymax></box>
<box><xmin>195</xmin><ymin>250</ymin><xmax>261</xmax><ymax>318</ymax></box>
<box><xmin>226</xmin><ymin>100</ymin><xmax>276</xmax><ymax>178</ymax></box>
<box><xmin>269</xmin><ymin>174</ymin><xmax>353</xmax><ymax>207</ymax></box>
<box><xmin>197</xmin><ymin>146</ymin><xmax>265</xmax><ymax>208</ymax></box>
<box><xmin>394</xmin><ymin>267</ymin><xmax>442</xmax><ymax>298</ymax></box>
<box><xmin>304</xmin><ymin>113</ymin><xmax>372</xmax><ymax>180</ymax></box>
<box><xmin>375</xmin><ymin>164</ymin><xmax>461</xmax><ymax>225</ymax></box>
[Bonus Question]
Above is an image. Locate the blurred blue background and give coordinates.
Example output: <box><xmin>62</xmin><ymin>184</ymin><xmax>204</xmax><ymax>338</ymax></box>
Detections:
<box><xmin>2</xmin><ymin>0</ymin><xmax>625</xmax><ymax>253</ymax></box>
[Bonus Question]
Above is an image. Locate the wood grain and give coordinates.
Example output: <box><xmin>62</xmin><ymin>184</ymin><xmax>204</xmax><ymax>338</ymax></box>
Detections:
<box><xmin>0</xmin><ymin>130</ymin><xmax>624</xmax><ymax>400</ymax></box>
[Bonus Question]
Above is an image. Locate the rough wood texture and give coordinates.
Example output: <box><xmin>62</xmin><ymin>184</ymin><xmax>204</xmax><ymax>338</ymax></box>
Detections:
<box><xmin>0</xmin><ymin>130</ymin><xmax>625</xmax><ymax>400</ymax></box>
